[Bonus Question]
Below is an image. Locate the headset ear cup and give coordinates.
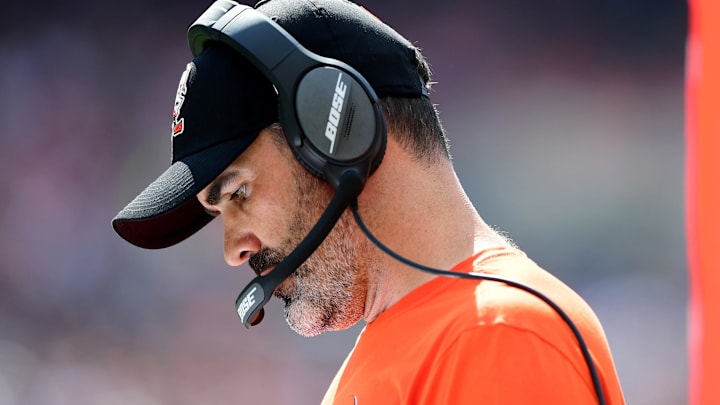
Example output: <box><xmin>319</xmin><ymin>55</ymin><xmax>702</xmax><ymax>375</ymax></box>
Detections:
<box><xmin>370</xmin><ymin>122</ymin><xmax>387</xmax><ymax>174</ymax></box>
<box><xmin>292</xmin><ymin>66</ymin><xmax>385</xmax><ymax>186</ymax></box>
<box><xmin>287</xmin><ymin>137</ymin><xmax>327</xmax><ymax>179</ymax></box>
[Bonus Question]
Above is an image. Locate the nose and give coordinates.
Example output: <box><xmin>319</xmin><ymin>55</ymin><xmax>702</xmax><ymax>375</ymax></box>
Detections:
<box><xmin>224</xmin><ymin>227</ymin><xmax>262</xmax><ymax>267</ymax></box>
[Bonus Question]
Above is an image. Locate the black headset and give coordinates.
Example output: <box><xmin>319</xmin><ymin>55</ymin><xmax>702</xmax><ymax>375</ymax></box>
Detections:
<box><xmin>187</xmin><ymin>0</ymin><xmax>386</xmax><ymax>329</ymax></box>
<box><xmin>188</xmin><ymin>3</ymin><xmax>607</xmax><ymax>404</ymax></box>
<box><xmin>188</xmin><ymin>0</ymin><xmax>386</xmax><ymax>191</ymax></box>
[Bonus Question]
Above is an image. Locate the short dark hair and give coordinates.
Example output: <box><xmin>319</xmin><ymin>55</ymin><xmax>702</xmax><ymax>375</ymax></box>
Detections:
<box><xmin>379</xmin><ymin>96</ymin><xmax>450</xmax><ymax>165</ymax></box>
<box><xmin>378</xmin><ymin>49</ymin><xmax>451</xmax><ymax>164</ymax></box>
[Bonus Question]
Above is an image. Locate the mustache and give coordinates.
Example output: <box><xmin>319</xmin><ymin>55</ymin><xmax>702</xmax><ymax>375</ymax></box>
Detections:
<box><xmin>248</xmin><ymin>248</ymin><xmax>286</xmax><ymax>276</ymax></box>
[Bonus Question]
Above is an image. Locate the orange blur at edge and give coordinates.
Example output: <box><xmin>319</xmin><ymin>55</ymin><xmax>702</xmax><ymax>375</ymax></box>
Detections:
<box><xmin>687</xmin><ymin>0</ymin><xmax>720</xmax><ymax>404</ymax></box>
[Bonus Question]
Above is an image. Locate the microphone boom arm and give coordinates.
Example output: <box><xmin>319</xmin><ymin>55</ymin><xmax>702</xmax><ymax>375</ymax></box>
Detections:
<box><xmin>235</xmin><ymin>169</ymin><xmax>365</xmax><ymax>328</ymax></box>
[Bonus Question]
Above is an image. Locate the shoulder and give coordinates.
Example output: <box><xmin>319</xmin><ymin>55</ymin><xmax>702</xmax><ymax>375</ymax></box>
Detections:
<box><xmin>419</xmin><ymin>254</ymin><xmax>604</xmax><ymax>403</ymax></box>
<box><xmin>438</xmin><ymin>247</ymin><xmax>604</xmax><ymax>364</ymax></box>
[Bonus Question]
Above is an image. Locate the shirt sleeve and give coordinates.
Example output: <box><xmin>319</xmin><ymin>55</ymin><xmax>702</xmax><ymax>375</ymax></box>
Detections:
<box><xmin>416</xmin><ymin>323</ymin><xmax>601</xmax><ymax>404</ymax></box>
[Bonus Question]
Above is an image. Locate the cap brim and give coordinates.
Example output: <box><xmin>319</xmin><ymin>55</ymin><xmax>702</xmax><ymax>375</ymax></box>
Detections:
<box><xmin>112</xmin><ymin>135</ymin><xmax>257</xmax><ymax>249</ymax></box>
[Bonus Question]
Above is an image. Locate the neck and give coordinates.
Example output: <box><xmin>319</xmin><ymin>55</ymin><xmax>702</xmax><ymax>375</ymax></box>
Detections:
<box><xmin>357</xmin><ymin>139</ymin><xmax>508</xmax><ymax>322</ymax></box>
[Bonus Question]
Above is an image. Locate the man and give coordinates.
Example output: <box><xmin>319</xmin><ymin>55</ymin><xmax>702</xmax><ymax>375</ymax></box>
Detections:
<box><xmin>113</xmin><ymin>0</ymin><xmax>625</xmax><ymax>403</ymax></box>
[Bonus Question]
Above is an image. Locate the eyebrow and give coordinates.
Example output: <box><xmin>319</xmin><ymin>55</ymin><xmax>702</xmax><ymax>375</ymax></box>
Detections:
<box><xmin>204</xmin><ymin>171</ymin><xmax>240</xmax><ymax>208</ymax></box>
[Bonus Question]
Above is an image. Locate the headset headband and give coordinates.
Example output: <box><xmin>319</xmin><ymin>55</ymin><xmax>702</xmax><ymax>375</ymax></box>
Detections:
<box><xmin>188</xmin><ymin>0</ymin><xmax>386</xmax><ymax>189</ymax></box>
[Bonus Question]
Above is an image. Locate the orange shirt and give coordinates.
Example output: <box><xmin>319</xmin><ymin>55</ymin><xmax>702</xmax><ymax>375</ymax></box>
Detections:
<box><xmin>322</xmin><ymin>247</ymin><xmax>625</xmax><ymax>404</ymax></box>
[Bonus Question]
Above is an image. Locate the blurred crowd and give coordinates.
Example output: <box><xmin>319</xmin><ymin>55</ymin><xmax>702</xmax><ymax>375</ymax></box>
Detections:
<box><xmin>0</xmin><ymin>1</ymin><xmax>688</xmax><ymax>404</ymax></box>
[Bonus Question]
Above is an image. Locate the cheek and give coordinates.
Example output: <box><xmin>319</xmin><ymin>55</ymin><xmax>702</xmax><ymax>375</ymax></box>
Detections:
<box><xmin>253</xmin><ymin>200</ymin><xmax>290</xmax><ymax>247</ymax></box>
<box><xmin>245</xmin><ymin>189</ymin><xmax>305</xmax><ymax>252</ymax></box>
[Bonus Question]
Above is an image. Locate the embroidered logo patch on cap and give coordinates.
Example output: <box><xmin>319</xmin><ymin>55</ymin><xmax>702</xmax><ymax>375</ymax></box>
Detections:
<box><xmin>172</xmin><ymin>63</ymin><xmax>193</xmax><ymax>137</ymax></box>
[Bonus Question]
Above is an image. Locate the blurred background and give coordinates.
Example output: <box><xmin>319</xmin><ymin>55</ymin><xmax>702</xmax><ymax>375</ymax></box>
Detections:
<box><xmin>0</xmin><ymin>0</ymin><xmax>688</xmax><ymax>404</ymax></box>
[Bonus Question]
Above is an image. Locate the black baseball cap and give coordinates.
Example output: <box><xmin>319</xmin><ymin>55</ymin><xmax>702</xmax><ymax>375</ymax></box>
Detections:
<box><xmin>112</xmin><ymin>0</ymin><xmax>430</xmax><ymax>249</ymax></box>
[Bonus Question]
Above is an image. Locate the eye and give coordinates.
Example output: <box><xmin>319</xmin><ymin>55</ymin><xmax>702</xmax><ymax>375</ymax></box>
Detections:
<box><xmin>230</xmin><ymin>184</ymin><xmax>249</xmax><ymax>201</ymax></box>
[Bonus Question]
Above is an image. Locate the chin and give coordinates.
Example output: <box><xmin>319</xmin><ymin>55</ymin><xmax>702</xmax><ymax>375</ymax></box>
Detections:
<box><xmin>284</xmin><ymin>298</ymin><xmax>362</xmax><ymax>337</ymax></box>
<box><xmin>284</xmin><ymin>307</ymin><xmax>329</xmax><ymax>337</ymax></box>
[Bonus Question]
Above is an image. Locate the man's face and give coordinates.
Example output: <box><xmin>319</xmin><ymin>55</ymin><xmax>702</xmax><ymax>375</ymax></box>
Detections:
<box><xmin>197</xmin><ymin>126</ymin><xmax>373</xmax><ymax>336</ymax></box>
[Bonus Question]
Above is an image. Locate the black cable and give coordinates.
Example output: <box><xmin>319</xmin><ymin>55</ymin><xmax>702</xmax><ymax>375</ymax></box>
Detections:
<box><xmin>349</xmin><ymin>200</ymin><xmax>607</xmax><ymax>405</ymax></box>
